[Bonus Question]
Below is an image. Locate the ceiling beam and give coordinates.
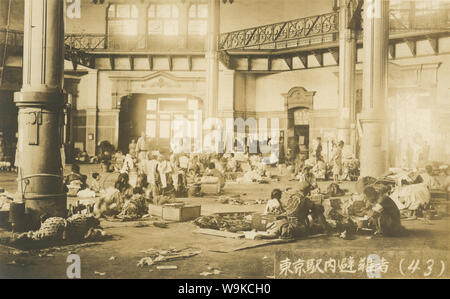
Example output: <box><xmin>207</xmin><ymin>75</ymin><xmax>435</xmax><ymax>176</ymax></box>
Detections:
<box><xmin>313</xmin><ymin>51</ymin><xmax>323</xmax><ymax>67</ymax></box>
<box><xmin>283</xmin><ymin>56</ymin><xmax>293</xmax><ymax>70</ymax></box>
<box><xmin>109</xmin><ymin>55</ymin><xmax>115</xmax><ymax>70</ymax></box>
<box><xmin>427</xmin><ymin>36</ymin><xmax>439</xmax><ymax>55</ymax></box>
<box><xmin>168</xmin><ymin>56</ymin><xmax>173</xmax><ymax>71</ymax></box>
<box><xmin>298</xmin><ymin>54</ymin><xmax>308</xmax><ymax>68</ymax></box>
<box><xmin>328</xmin><ymin>48</ymin><xmax>339</xmax><ymax>64</ymax></box>
<box><xmin>129</xmin><ymin>55</ymin><xmax>134</xmax><ymax>71</ymax></box>
<box><xmin>187</xmin><ymin>55</ymin><xmax>192</xmax><ymax>71</ymax></box>
<box><xmin>388</xmin><ymin>44</ymin><xmax>396</xmax><ymax>59</ymax></box>
<box><xmin>405</xmin><ymin>39</ymin><xmax>417</xmax><ymax>57</ymax></box>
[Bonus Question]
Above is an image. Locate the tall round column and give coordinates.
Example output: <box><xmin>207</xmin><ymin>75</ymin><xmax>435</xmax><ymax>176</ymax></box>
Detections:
<box><xmin>360</xmin><ymin>0</ymin><xmax>390</xmax><ymax>178</ymax></box>
<box><xmin>14</xmin><ymin>0</ymin><xmax>66</xmax><ymax>228</ymax></box>
<box><xmin>206</xmin><ymin>0</ymin><xmax>220</xmax><ymax>118</ymax></box>
<box><xmin>337</xmin><ymin>0</ymin><xmax>357</xmax><ymax>153</ymax></box>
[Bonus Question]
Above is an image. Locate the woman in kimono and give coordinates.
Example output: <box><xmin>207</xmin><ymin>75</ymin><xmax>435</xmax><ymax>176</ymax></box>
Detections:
<box><xmin>331</xmin><ymin>141</ymin><xmax>344</xmax><ymax>182</ymax></box>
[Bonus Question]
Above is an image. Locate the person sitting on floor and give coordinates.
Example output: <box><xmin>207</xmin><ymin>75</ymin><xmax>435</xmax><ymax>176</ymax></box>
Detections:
<box><xmin>312</xmin><ymin>159</ymin><xmax>327</xmax><ymax>180</ymax></box>
<box><xmin>298</xmin><ymin>165</ymin><xmax>318</xmax><ymax>193</ymax></box>
<box><xmin>94</xmin><ymin>173</ymin><xmax>134</xmax><ymax>217</ymax></box>
<box><xmin>419</xmin><ymin>165</ymin><xmax>441</xmax><ymax>190</ymax></box>
<box><xmin>256</xmin><ymin>182</ymin><xmax>323</xmax><ymax>240</ymax></box>
<box><xmin>203</xmin><ymin>162</ymin><xmax>226</xmax><ymax>193</ymax></box>
<box><xmin>120</xmin><ymin>153</ymin><xmax>135</xmax><ymax>174</ymax></box>
<box><xmin>86</xmin><ymin>172</ymin><xmax>101</xmax><ymax>193</ymax></box>
<box><xmin>264</xmin><ymin>189</ymin><xmax>284</xmax><ymax>215</ymax></box>
<box><xmin>390</xmin><ymin>174</ymin><xmax>431</xmax><ymax>218</ymax></box>
<box><xmin>64</xmin><ymin>163</ymin><xmax>87</xmax><ymax>189</ymax></box>
<box><xmin>363</xmin><ymin>186</ymin><xmax>407</xmax><ymax>237</ymax></box>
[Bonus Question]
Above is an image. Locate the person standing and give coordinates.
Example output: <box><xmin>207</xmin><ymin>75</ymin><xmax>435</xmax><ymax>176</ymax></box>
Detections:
<box><xmin>315</xmin><ymin>137</ymin><xmax>323</xmax><ymax>161</ymax></box>
<box><xmin>141</xmin><ymin>152</ymin><xmax>160</xmax><ymax>198</ymax></box>
<box><xmin>331</xmin><ymin>141</ymin><xmax>344</xmax><ymax>182</ymax></box>
<box><xmin>128</xmin><ymin>139</ymin><xmax>137</xmax><ymax>159</ymax></box>
<box><xmin>136</xmin><ymin>132</ymin><xmax>149</xmax><ymax>162</ymax></box>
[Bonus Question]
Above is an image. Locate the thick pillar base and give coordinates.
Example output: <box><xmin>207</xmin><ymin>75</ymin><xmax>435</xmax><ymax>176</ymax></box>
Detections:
<box><xmin>25</xmin><ymin>196</ymin><xmax>67</xmax><ymax>229</ymax></box>
<box><xmin>337</xmin><ymin>119</ymin><xmax>356</xmax><ymax>157</ymax></box>
<box><xmin>359</xmin><ymin>115</ymin><xmax>386</xmax><ymax>178</ymax></box>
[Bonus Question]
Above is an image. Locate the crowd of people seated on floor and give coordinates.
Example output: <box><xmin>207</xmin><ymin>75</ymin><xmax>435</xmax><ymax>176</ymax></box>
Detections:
<box><xmin>257</xmin><ymin>179</ymin><xmax>408</xmax><ymax>240</ymax></box>
<box><xmin>62</xmin><ymin>133</ymin><xmax>449</xmax><ymax>228</ymax></box>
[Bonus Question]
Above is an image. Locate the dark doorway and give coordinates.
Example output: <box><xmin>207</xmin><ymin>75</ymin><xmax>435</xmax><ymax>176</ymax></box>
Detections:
<box><xmin>119</xmin><ymin>94</ymin><xmax>203</xmax><ymax>153</ymax></box>
<box><xmin>294</xmin><ymin>125</ymin><xmax>310</xmax><ymax>157</ymax></box>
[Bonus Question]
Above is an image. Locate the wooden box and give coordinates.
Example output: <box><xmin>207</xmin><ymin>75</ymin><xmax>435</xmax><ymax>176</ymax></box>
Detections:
<box><xmin>148</xmin><ymin>204</ymin><xmax>164</xmax><ymax>217</ymax></box>
<box><xmin>201</xmin><ymin>182</ymin><xmax>221</xmax><ymax>195</ymax></box>
<box><xmin>251</xmin><ymin>213</ymin><xmax>280</xmax><ymax>232</ymax></box>
<box><xmin>162</xmin><ymin>204</ymin><xmax>201</xmax><ymax>222</ymax></box>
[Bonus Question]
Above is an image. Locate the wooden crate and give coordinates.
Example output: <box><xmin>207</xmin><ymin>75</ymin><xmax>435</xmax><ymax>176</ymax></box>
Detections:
<box><xmin>200</xmin><ymin>182</ymin><xmax>221</xmax><ymax>195</ymax></box>
<box><xmin>163</xmin><ymin>204</ymin><xmax>201</xmax><ymax>222</ymax></box>
<box><xmin>148</xmin><ymin>204</ymin><xmax>164</xmax><ymax>217</ymax></box>
<box><xmin>251</xmin><ymin>213</ymin><xmax>280</xmax><ymax>232</ymax></box>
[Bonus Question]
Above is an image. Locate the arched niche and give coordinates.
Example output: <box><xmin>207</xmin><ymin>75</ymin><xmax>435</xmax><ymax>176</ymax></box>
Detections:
<box><xmin>282</xmin><ymin>86</ymin><xmax>316</xmax><ymax>111</ymax></box>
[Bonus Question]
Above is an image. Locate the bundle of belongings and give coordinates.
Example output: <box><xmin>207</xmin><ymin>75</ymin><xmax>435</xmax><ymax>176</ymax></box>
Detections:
<box><xmin>379</xmin><ymin>166</ymin><xmax>444</xmax><ymax>218</ymax></box>
<box><xmin>193</xmin><ymin>213</ymin><xmax>252</xmax><ymax>232</ymax></box>
<box><xmin>13</xmin><ymin>214</ymin><xmax>106</xmax><ymax>245</ymax></box>
<box><xmin>0</xmin><ymin>191</ymin><xmax>13</xmax><ymax>212</ymax></box>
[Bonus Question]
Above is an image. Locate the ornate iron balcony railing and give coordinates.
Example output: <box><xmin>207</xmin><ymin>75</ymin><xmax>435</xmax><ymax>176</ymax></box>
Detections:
<box><xmin>64</xmin><ymin>33</ymin><xmax>106</xmax><ymax>51</ymax></box>
<box><xmin>219</xmin><ymin>8</ymin><xmax>450</xmax><ymax>51</ymax></box>
<box><xmin>218</xmin><ymin>12</ymin><xmax>339</xmax><ymax>51</ymax></box>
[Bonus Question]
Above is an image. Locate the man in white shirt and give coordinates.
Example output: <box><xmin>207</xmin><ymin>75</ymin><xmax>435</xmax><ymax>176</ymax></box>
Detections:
<box><xmin>136</xmin><ymin>131</ymin><xmax>149</xmax><ymax>162</ymax></box>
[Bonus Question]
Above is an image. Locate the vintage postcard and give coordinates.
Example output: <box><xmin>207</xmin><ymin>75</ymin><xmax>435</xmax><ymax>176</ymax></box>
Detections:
<box><xmin>0</xmin><ymin>0</ymin><xmax>449</xmax><ymax>285</ymax></box>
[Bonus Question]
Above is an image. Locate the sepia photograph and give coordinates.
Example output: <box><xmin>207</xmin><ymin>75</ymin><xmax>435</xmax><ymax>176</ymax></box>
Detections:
<box><xmin>0</xmin><ymin>0</ymin><xmax>449</xmax><ymax>285</ymax></box>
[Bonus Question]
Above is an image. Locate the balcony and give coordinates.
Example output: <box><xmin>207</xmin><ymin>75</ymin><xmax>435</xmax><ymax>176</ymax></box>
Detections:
<box><xmin>219</xmin><ymin>12</ymin><xmax>339</xmax><ymax>52</ymax></box>
<box><xmin>218</xmin><ymin>8</ymin><xmax>450</xmax><ymax>52</ymax></box>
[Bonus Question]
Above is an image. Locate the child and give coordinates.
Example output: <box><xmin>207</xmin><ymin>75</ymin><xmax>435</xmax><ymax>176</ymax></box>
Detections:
<box><xmin>298</xmin><ymin>165</ymin><xmax>318</xmax><ymax>193</ymax></box>
<box><xmin>264</xmin><ymin>189</ymin><xmax>284</xmax><ymax>215</ymax></box>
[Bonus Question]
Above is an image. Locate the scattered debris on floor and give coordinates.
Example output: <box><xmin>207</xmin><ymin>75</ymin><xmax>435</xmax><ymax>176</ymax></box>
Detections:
<box><xmin>194</xmin><ymin>228</ymin><xmax>245</xmax><ymax>239</ymax></box>
<box><xmin>200</xmin><ymin>268</ymin><xmax>222</xmax><ymax>276</ymax></box>
<box><xmin>137</xmin><ymin>247</ymin><xmax>201</xmax><ymax>268</ymax></box>
<box><xmin>157</xmin><ymin>265</ymin><xmax>178</xmax><ymax>270</ymax></box>
<box><xmin>193</xmin><ymin>212</ymin><xmax>253</xmax><ymax>232</ymax></box>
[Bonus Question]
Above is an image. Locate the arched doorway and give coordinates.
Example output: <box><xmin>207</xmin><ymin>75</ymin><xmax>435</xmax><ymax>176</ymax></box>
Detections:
<box><xmin>118</xmin><ymin>94</ymin><xmax>204</xmax><ymax>153</ymax></box>
<box><xmin>282</xmin><ymin>87</ymin><xmax>316</xmax><ymax>158</ymax></box>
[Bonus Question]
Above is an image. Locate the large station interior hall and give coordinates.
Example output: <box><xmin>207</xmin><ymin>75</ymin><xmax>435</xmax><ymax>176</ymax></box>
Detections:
<box><xmin>0</xmin><ymin>0</ymin><xmax>449</xmax><ymax>279</ymax></box>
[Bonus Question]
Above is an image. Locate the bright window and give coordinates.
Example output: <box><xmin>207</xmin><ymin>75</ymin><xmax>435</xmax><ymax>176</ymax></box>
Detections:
<box><xmin>108</xmin><ymin>4</ymin><xmax>138</xmax><ymax>36</ymax></box>
<box><xmin>148</xmin><ymin>4</ymin><xmax>179</xmax><ymax>36</ymax></box>
<box><xmin>188</xmin><ymin>3</ymin><xmax>208</xmax><ymax>35</ymax></box>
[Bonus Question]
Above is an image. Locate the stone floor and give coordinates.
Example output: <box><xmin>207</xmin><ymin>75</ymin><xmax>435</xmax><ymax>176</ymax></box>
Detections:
<box><xmin>0</xmin><ymin>166</ymin><xmax>449</xmax><ymax>279</ymax></box>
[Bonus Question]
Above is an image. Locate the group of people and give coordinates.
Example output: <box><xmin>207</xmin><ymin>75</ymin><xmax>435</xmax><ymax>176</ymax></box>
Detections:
<box><xmin>290</xmin><ymin>139</ymin><xmax>348</xmax><ymax>194</ymax></box>
<box><xmin>260</xmin><ymin>179</ymin><xmax>407</xmax><ymax>240</ymax></box>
